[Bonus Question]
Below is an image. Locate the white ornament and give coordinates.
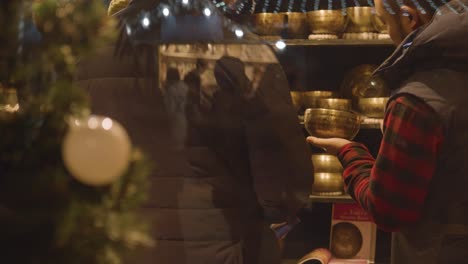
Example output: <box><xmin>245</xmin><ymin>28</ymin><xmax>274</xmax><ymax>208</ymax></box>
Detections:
<box><xmin>62</xmin><ymin>115</ymin><xmax>131</xmax><ymax>186</ymax></box>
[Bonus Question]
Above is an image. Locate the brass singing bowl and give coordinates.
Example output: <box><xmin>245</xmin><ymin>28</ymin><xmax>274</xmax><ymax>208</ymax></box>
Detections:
<box><xmin>340</xmin><ymin>64</ymin><xmax>390</xmax><ymax>101</ymax></box>
<box><xmin>304</xmin><ymin>108</ymin><xmax>361</xmax><ymax>139</ymax></box>
<box><xmin>306</xmin><ymin>10</ymin><xmax>347</xmax><ymax>34</ymax></box>
<box><xmin>331</xmin><ymin>222</ymin><xmax>363</xmax><ymax>259</ymax></box>
<box><xmin>312</xmin><ymin>172</ymin><xmax>344</xmax><ymax>195</ymax></box>
<box><xmin>345</xmin><ymin>7</ymin><xmax>376</xmax><ymax>33</ymax></box>
<box><xmin>252</xmin><ymin>13</ymin><xmax>286</xmax><ymax>36</ymax></box>
<box><xmin>311</xmin><ymin>154</ymin><xmax>343</xmax><ymax>173</ymax></box>
<box><xmin>290</xmin><ymin>90</ymin><xmax>340</xmax><ymax>113</ymax></box>
<box><xmin>371</xmin><ymin>14</ymin><xmax>388</xmax><ymax>33</ymax></box>
<box><xmin>282</xmin><ymin>12</ymin><xmax>308</xmax><ymax>38</ymax></box>
<box><xmin>309</xmin><ymin>98</ymin><xmax>352</xmax><ymax>111</ymax></box>
<box><xmin>356</xmin><ymin>97</ymin><xmax>389</xmax><ymax>118</ymax></box>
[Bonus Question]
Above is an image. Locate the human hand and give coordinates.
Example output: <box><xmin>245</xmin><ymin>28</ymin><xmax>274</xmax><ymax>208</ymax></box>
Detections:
<box><xmin>306</xmin><ymin>136</ymin><xmax>352</xmax><ymax>155</ymax></box>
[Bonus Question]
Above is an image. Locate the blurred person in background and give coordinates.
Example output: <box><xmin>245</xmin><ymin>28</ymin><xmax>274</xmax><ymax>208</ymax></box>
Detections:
<box><xmin>76</xmin><ymin>0</ymin><xmax>313</xmax><ymax>263</ymax></box>
<box><xmin>307</xmin><ymin>1</ymin><xmax>468</xmax><ymax>263</ymax></box>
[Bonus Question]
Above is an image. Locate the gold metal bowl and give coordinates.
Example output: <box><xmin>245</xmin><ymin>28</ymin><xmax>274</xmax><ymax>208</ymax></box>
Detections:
<box><xmin>312</xmin><ymin>172</ymin><xmax>344</xmax><ymax>195</ymax></box>
<box><xmin>356</xmin><ymin>97</ymin><xmax>389</xmax><ymax>118</ymax></box>
<box><xmin>311</xmin><ymin>154</ymin><xmax>343</xmax><ymax>173</ymax></box>
<box><xmin>304</xmin><ymin>108</ymin><xmax>361</xmax><ymax>139</ymax></box>
<box><xmin>306</xmin><ymin>10</ymin><xmax>347</xmax><ymax>35</ymax></box>
<box><xmin>283</xmin><ymin>12</ymin><xmax>308</xmax><ymax>38</ymax></box>
<box><xmin>252</xmin><ymin>13</ymin><xmax>286</xmax><ymax>36</ymax></box>
<box><xmin>340</xmin><ymin>64</ymin><xmax>390</xmax><ymax>101</ymax></box>
<box><xmin>309</xmin><ymin>98</ymin><xmax>352</xmax><ymax>111</ymax></box>
<box><xmin>345</xmin><ymin>7</ymin><xmax>376</xmax><ymax>33</ymax></box>
<box><xmin>290</xmin><ymin>90</ymin><xmax>340</xmax><ymax>113</ymax></box>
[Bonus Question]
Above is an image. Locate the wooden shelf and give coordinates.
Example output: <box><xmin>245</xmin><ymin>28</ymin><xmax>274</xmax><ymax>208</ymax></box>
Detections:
<box><xmin>309</xmin><ymin>194</ymin><xmax>355</xmax><ymax>203</ymax></box>
<box><xmin>267</xmin><ymin>39</ymin><xmax>393</xmax><ymax>47</ymax></box>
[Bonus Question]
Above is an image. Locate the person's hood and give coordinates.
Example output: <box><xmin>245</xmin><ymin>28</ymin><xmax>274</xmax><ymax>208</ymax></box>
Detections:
<box><xmin>374</xmin><ymin>0</ymin><xmax>468</xmax><ymax>89</ymax></box>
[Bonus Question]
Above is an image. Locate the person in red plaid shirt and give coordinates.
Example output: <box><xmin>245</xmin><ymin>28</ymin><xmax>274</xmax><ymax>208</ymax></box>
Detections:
<box><xmin>307</xmin><ymin>1</ymin><xmax>468</xmax><ymax>264</ymax></box>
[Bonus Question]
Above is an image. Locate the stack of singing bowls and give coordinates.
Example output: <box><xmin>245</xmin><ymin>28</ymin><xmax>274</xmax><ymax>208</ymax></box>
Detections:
<box><xmin>311</xmin><ymin>154</ymin><xmax>344</xmax><ymax>195</ymax></box>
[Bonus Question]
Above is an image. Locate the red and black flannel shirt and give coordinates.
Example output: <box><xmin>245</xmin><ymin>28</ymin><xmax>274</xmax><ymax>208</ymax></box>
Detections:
<box><xmin>337</xmin><ymin>94</ymin><xmax>444</xmax><ymax>231</ymax></box>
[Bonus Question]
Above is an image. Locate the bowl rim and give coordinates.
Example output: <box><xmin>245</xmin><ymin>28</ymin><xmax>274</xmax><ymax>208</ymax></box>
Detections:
<box><xmin>304</xmin><ymin>107</ymin><xmax>361</xmax><ymax>117</ymax></box>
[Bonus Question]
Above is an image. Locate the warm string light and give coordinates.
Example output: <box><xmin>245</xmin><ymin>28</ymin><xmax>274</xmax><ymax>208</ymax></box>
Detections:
<box><xmin>409</xmin><ymin>0</ymin><xmax>427</xmax><ymax>14</ymax></box>
<box><xmin>275</xmin><ymin>40</ymin><xmax>286</xmax><ymax>49</ymax></box>
<box><xmin>274</xmin><ymin>0</ymin><xmax>282</xmax><ymax>13</ymax></box>
<box><xmin>383</xmin><ymin>0</ymin><xmax>396</xmax><ymax>14</ymax></box>
<box><xmin>314</xmin><ymin>0</ymin><xmax>319</xmax><ymax>11</ymax></box>
<box><xmin>300</xmin><ymin>0</ymin><xmax>307</xmax><ymax>12</ymax></box>
<box><xmin>288</xmin><ymin>0</ymin><xmax>294</xmax><ymax>12</ymax></box>
<box><xmin>263</xmin><ymin>0</ymin><xmax>270</xmax><ymax>13</ymax></box>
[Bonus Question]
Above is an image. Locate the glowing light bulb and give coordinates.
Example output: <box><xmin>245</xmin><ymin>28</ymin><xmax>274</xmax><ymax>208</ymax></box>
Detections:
<box><xmin>162</xmin><ymin>7</ymin><xmax>170</xmax><ymax>17</ymax></box>
<box><xmin>235</xmin><ymin>29</ymin><xmax>244</xmax><ymax>37</ymax></box>
<box><xmin>275</xmin><ymin>40</ymin><xmax>286</xmax><ymax>50</ymax></box>
<box><xmin>182</xmin><ymin>0</ymin><xmax>189</xmax><ymax>4</ymax></box>
<box><xmin>141</xmin><ymin>16</ymin><xmax>150</xmax><ymax>28</ymax></box>
<box><xmin>204</xmin><ymin>8</ymin><xmax>212</xmax><ymax>16</ymax></box>
<box><xmin>102</xmin><ymin>118</ymin><xmax>113</xmax><ymax>130</ymax></box>
<box><xmin>126</xmin><ymin>24</ymin><xmax>132</xmax><ymax>35</ymax></box>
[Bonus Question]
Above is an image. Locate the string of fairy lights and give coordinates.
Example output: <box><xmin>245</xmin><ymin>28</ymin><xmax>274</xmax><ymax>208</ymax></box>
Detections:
<box><xmin>121</xmin><ymin>0</ymin><xmax>466</xmax><ymax>51</ymax></box>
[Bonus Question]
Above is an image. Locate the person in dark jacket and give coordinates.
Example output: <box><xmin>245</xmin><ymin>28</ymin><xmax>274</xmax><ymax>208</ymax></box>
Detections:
<box><xmin>307</xmin><ymin>1</ymin><xmax>468</xmax><ymax>263</ymax></box>
<box><xmin>76</xmin><ymin>1</ymin><xmax>313</xmax><ymax>263</ymax></box>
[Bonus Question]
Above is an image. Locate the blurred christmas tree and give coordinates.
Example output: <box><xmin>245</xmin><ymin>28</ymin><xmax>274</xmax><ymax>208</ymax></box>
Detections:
<box><xmin>0</xmin><ymin>1</ymin><xmax>153</xmax><ymax>263</ymax></box>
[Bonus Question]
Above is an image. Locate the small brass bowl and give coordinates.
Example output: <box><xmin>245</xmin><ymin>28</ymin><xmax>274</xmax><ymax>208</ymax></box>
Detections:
<box><xmin>282</xmin><ymin>12</ymin><xmax>308</xmax><ymax>38</ymax></box>
<box><xmin>302</xmin><ymin>90</ymin><xmax>340</xmax><ymax>108</ymax></box>
<box><xmin>312</xmin><ymin>172</ymin><xmax>344</xmax><ymax>195</ymax></box>
<box><xmin>356</xmin><ymin>97</ymin><xmax>389</xmax><ymax>118</ymax></box>
<box><xmin>309</xmin><ymin>98</ymin><xmax>352</xmax><ymax>111</ymax></box>
<box><xmin>311</xmin><ymin>154</ymin><xmax>343</xmax><ymax>173</ymax></box>
<box><xmin>252</xmin><ymin>12</ymin><xmax>286</xmax><ymax>36</ymax></box>
<box><xmin>371</xmin><ymin>14</ymin><xmax>388</xmax><ymax>33</ymax></box>
<box><xmin>306</xmin><ymin>10</ymin><xmax>347</xmax><ymax>35</ymax></box>
<box><xmin>304</xmin><ymin>108</ymin><xmax>361</xmax><ymax>139</ymax></box>
<box><xmin>345</xmin><ymin>7</ymin><xmax>376</xmax><ymax>33</ymax></box>
<box><xmin>290</xmin><ymin>90</ymin><xmax>339</xmax><ymax>113</ymax></box>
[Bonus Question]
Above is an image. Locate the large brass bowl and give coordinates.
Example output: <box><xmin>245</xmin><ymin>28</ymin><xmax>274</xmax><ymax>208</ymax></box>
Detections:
<box><xmin>312</xmin><ymin>172</ymin><xmax>344</xmax><ymax>195</ymax></box>
<box><xmin>356</xmin><ymin>97</ymin><xmax>389</xmax><ymax>118</ymax></box>
<box><xmin>345</xmin><ymin>7</ymin><xmax>376</xmax><ymax>33</ymax></box>
<box><xmin>304</xmin><ymin>108</ymin><xmax>361</xmax><ymax>139</ymax></box>
<box><xmin>252</xmin><ymin>12</ymin><xmax>286</xmax><ymax>36</ymax></box>
<box><xmin>306</xmin><ymin>10</ymin><xmax>347</xmax><ymax>35</ymax></box>
<box><xmin>311</xmin><ymin>154</ymin><xmax>343</xmax><ymax>173</ymax></box>
<box><xmin>340</xmin><ymin>64</ymin><xmax>390</xmax><ymax>102</ymax></box>
<box><xmin>283</xmin><ymin>12</ymin><xmax>308</xmax><ymax>38</ymax></box>
<box><xmin>309</xmin><ymin>98</ymin><xmax>352</xmax><ymax>111</ymax></box>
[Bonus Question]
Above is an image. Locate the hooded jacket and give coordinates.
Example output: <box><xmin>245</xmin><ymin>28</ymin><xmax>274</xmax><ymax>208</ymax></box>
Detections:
<box><xmin>374</xmin><ymin>1</ymin><xmax>468</xmax><ymax>263</ymax></box>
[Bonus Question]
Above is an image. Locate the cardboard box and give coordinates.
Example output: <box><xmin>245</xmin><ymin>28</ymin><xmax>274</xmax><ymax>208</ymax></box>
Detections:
<box><xmin>329</xmin><ymin>203</ymin><xmax>376</xmax><ymax>263</ymax></box>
